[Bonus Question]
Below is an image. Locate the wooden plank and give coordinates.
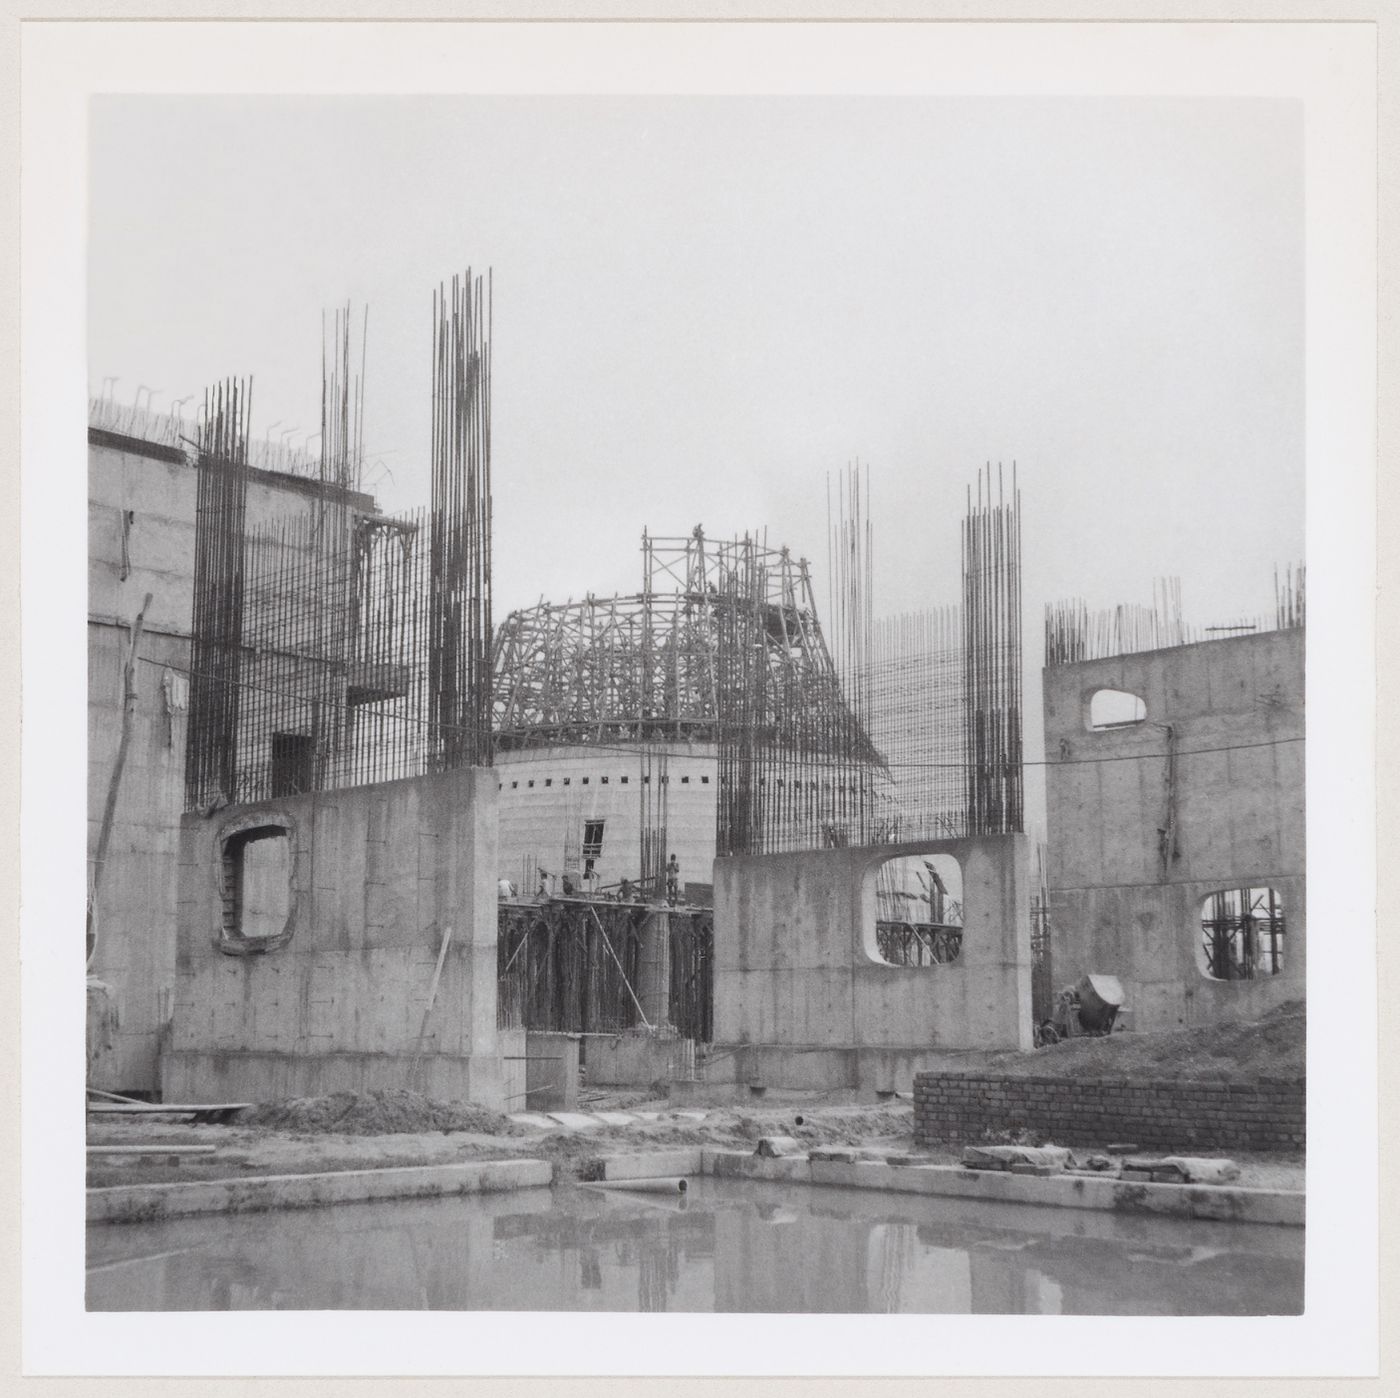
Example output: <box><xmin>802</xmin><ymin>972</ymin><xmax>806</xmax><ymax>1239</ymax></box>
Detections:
<box><xmin>88</xmin><ymin>1145</ymin><xmax>218</xmax><ymax>1157</ymax></box>
<box><xmin>87</xmin><ymin>1103</ymin><xmax>251</xmax><ymax>1124</ymax></box>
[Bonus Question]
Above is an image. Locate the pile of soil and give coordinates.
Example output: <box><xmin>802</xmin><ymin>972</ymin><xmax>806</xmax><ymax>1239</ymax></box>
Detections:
<box><xmin>729</xmin><ymin>1107</ymin><xmax>909</xmax><ymax>1146</ymax></box>
<box><xmin>943</xmin><ymin>999</ymin><xmax>1305</xmax><ymax>1082</ymax></box>
<box><xmin>237</xmin><ymin>1089</ymin><xmax>524</xmax><ymax>1137</ymax></box>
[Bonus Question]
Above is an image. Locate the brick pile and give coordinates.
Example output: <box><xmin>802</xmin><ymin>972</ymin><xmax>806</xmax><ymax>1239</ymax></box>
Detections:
<box><xmin>913</xmin><ymin>1073</ymin><xmax>1304</xmax><ymax>1154</ymax></box>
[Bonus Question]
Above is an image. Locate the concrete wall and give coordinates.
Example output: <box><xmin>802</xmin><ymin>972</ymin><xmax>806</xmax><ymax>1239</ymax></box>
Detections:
<box><xmin>495</xmin><ymin>743</ymin><xmax>717</xmax><ymax>895</ymax></box>
<box><xmin>523</xmin><ymin>1031</ymin><xmax>580</xmax><ymax>1112</ymax></box>
<box><xmin>163</xmin><ymin>765</ymin><xmax>521</xmax><ymax>1108</ymax></box>
<box><xmin>710</xmin><ymin>836</ymin><xmax>1032</xmax><ymax>1093</ymax></box>
<box><xmin>87</xmin><ymin>431</ymin><xmax>377</xmax><ymax>1091</ymax></box>
<box><xmin>583</xmin><ymin>1031</ymin><xmax>691</xmax><ymax>1089</ymax></box>
<box><xmin>1043</xmin><ymin>630</ymin><xmax>1304</xmax><ymax>1032</ymax></box>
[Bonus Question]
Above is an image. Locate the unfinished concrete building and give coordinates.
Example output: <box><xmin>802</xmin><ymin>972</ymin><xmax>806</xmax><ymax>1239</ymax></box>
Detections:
<box><xmin>1042</xmin><ymin>576</ymin><xmax>1305</xmax><ymax>1032</ymax></box>
<box><xmin>87</xmin><ymin>275</ymin><xmax>523</xmax><ymax>1106</ymax></box>
<box><xmin>163</xmin><ymin>277</ymin><xmax>510</xmax><ymax>1106</ymax></box>
<box><xmin>87</xmin><ymin>390</ymin><xmax>379</xmax><ymax>1093</ymax></box>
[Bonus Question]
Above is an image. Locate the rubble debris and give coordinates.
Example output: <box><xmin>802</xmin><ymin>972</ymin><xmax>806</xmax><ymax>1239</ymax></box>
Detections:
<box><xmin>754</xmin><ymin>1135</ymin><xmax>805</xmax><ymax>1158</ymax></box>
<box><xmin>961</xmin><ymin>1143</ymin><xmax>1070</xmax><ymax>1173</ymax></box>
<box><xmin>1119</xmin><ymin>1155</ymin><xmax>1239</xmax><ymax>1184</ymax></box>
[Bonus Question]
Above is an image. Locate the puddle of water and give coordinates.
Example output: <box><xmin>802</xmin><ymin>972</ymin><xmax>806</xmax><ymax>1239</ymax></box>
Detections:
<box><xmin>86</xmin><ymin>1177</ymin><xmax>1303</xmax><ymax>1314</ymax></box>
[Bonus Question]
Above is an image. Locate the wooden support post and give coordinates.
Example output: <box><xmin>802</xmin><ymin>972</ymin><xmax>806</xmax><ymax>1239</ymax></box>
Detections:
<box><xmin>88</xmin><ymin>592</ymin><xmax>153</xmax><ymax>965</ymax></box>
<box><xmin>409</xmin><ymin>924</ymin><xmax>454</xmax><ymax>1086</ymax></box>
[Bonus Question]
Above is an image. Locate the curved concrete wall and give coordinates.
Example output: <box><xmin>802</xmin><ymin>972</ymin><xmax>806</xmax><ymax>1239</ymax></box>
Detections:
<box><xmin>495</xmin><ymin>743</ymin><xmax>718</xmax><ymax>895</ymax></box>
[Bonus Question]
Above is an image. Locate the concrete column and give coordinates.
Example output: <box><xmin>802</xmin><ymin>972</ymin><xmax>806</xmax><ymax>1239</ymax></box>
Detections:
<box><xmin>637</xmin><ymin>910</ymin><xmax>671</xmax><ymax>1029</ymax></box>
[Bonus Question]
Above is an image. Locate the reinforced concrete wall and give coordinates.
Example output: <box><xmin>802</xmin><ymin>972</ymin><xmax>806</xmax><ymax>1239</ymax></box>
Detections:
<box><xmin>163</xmin><ymin>765</ymin><xmax>521</xmax><ymax>1108</ymax></box>
<box><xmin>1043</xmin><ymin>630</ymin><xmax>1304</xmax><ymax>1032</ymax></box>
<box><xmin>87</xmin><ymin>430</ymin><xmax>376</xmax><ymax>1091</ymax></box>
<box><xmin>710</xmin><ymin>836</ymin><xmax>1032</xmax><ymax>1094</ymax></box>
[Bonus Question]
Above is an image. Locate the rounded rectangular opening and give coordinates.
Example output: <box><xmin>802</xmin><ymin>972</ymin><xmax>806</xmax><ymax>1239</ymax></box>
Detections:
<box><xmin>1198</xmin><ymin>886</ymin><xmax>1285</xmax><ymax>980</ymax></box>
<box><xmin>218</xmin><ymin>820</ymin><xmax>295</xmax><ymax>951</ymax></box>
<box><xmin>871</xmin><ymin>853</ymin><xmax>963</xmax><ymax>966</ymax></box>
<box><xmin>1087</xmin><ymin>688</ymin><xmax>1147</xmax><ymax>730</ymax></box>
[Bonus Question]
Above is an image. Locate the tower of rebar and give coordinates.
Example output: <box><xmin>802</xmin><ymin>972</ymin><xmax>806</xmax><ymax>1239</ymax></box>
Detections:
<box><xmin>184</xmin><ymin>378</ymin><xmax>252</xmax><ymax>810</ymax></box>
<box><xmin>866</xmin><ymin>607</ymin><xmax>965</xmax><ymax>839</ymax></box>
<box><xmin>428</xmin><ymin>270</ymin><xmax>493</xmax><ymax>771</ymax></box>
<box><xmin>183</xmin><ymin>273</ymin><xmax>496</xmax><ymax>810</ymax></box>
<box><xmin>962</xmin><ymin>463</ymin><xmax>1023</xmax><ymax>836</ymax></box>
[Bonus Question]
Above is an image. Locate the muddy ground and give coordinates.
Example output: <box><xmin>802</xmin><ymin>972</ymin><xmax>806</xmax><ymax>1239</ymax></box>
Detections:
<box><xmin>88</xmin><ymin>1008</ymin><xmax>1306</xmax><ymax>1191</ymax></box>
<box><xmin>87</xmin><ymin>1087</ymin><xmax>1304</xmax><ymax>1193</ymax></box>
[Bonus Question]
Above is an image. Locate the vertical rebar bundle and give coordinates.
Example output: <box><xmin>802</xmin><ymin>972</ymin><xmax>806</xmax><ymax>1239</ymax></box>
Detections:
<box><xmin>962</xmin><ymin>463</ymin><xmax>1023</xmax><ymax>836</ymax></box>
<box><xmin>1046</xmin><ymin>564</ymin><xmax>1302</xmax><ymax>668</ymax></box>
<box><xmin>429</xmin><ymin>270</ymin><xmax>493</xmax><ymax>771</ymax></box>
<box><xmin>237</xmin><ymin>507</ymin><xmax>431</xmax><ymax>800</ymax></box>
<box><xmin>638</xmin><ymin>743</ymin><xmax>670</xmax><ymax>899</ymax></box>
<box><xmin>1275</xmin><ymin>564</ymin><xmax>1306</xmax><ymax>632</ymax></box>
<box><xmin>183</xmin><ymin>277</ymin><xmax>496</xmax><ymax>810</ymax></box>
<box><xmin>712</xmin><ymin>529</ymin><xmax>881</xmax><ymax>857</ymax></box>
<box><xmin>827</xmin><ymin>462</ymin><xmax>873</xmax><ymax>744</ymax></box>
<box><xmin>866</xmin><ymin>607</ymin><xmax>966</xmax><ymax>839</ymax></box>
<box><xmin>184</xmin><ymin>378</ymin><xmax>252</xmax><ymax>811</ymax></box>
<box><xmin>1045</xmin><ymin>578</ymin><xmax>1192</xmax><ymax>666</ymax></box>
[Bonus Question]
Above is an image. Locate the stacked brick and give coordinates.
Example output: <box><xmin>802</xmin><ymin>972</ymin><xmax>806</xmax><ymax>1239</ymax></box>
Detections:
<box><xmin>913</xmin><ymin>1073</ymin><xmax>1305</xmax><ymax>1154</ymax></box>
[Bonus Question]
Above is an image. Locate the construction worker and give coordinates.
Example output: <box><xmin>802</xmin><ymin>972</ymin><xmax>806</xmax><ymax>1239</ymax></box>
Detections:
<box><xmin>666</xmin><ymin>853</ymin><xmax>680</xmax><ymax>905</ymax></box>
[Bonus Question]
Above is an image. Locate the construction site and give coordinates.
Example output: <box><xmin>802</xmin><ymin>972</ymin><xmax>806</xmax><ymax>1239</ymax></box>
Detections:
<box><xmin>85</xmin><ymin>270</ymin><xmax>1308</xmax><ymax>1315</ymax></box>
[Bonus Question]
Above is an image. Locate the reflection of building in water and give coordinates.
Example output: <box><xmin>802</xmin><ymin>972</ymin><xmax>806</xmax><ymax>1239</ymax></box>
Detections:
<box><xmin>637</xmin><ymin>1229</ymin><xmax>684</xmax><ymax>1312</ymax></box>
<box><xmin>713</xmin><ymin>1204</ymin><xmax>873</xmax><ymax>1312</ymax></box>
<box><xmin>86</xmin><ymin>1187</ymin><xmax>1303</xmax><ymax>1316</ymax></box>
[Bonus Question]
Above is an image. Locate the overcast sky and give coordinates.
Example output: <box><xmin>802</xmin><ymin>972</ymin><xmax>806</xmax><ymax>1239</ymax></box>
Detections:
<box><xmin>90</xmin><ymin>94</ymin><xmax>1303</xmax><ymax>646</ymax></box>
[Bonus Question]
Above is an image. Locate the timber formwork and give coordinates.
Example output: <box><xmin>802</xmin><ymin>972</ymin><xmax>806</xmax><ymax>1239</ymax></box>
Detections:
<box><xmin>497</xmin><ymin>896</ymin><xmax>714</xmax><ymax>1044</ymax></box>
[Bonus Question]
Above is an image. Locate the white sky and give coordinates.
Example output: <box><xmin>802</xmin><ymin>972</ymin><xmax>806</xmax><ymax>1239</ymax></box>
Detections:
<box><xmin>89</xmin><ymin>95</ymin><xmax>1303</xmax><ymax>636</ymax></box>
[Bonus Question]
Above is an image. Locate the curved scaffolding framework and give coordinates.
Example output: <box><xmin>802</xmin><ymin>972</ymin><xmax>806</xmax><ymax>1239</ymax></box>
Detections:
<box><xmin>492</xmin><ymin>527</ymin><xmax>875</xmax><ymax>758</ymax></box>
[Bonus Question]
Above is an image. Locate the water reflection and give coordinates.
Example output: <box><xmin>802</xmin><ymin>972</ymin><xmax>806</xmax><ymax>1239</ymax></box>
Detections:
<box><xmin>86</xmin><ymin>1179</ymin><xmax>1302</xmax><ymax>1315</ymax></box>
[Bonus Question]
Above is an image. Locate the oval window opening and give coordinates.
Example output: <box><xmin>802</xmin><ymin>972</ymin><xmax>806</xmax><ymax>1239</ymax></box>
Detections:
<box><xmin>872</xmin><ymin>853</ymin><xmax>963</xmax><ymax>966</ymax></box>
<box><xmin>1088</xmin><ymin>688</ymin><xmax>1147</xmax><ymax>730</ymax></box>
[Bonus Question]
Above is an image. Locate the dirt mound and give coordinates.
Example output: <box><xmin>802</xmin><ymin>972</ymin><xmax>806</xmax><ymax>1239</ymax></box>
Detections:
<box><xmin>985</xmin><ymin>999</ymin><xmax>1305</xmax><ymax>1082</ymax></box>
<box><xmin>725</xmin><ymin>1107</ymin><xmax>907</xmax><ymax>1145</ymax></box>
<box><xmin>237</xmin><ymin>1089</ymin><xmax>524</xmax><ymax>1137</ymax></box>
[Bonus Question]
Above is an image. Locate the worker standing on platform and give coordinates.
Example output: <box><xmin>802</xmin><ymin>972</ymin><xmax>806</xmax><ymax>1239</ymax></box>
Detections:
<box><xmin>666</xmin><ymin>853</ymin><xmax>680</xmax><ymax>905</ymax></box>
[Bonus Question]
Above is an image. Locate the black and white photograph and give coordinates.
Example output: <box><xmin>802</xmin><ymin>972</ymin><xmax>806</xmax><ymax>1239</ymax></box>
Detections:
<box><xmin>16</xmin><ymin>15</ymin><xmax>1378</xmax><ymax>1383</ymax></box>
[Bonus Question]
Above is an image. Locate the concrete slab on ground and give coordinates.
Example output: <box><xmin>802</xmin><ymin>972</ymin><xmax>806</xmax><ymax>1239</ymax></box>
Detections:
<box><xmin>598</xmin><ymin>1149</ymin><xmax>704</xmax><ymax>1181</ymax></box>
<box><xmin>88</xmin><ymin>1159</ymin><xmax>553</xmax><ymax>1224</ymax></box>
<box><xmin>700</xmin><ymin>1149</ymin><xmax>1303</xmax><ymax>1227</ymax></box>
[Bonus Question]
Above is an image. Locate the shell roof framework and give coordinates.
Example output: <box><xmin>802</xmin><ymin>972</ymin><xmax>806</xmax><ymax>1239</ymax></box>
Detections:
<box><xmin>491</xmin><ymin>525</ymin><xmax>882</xmax><ymax>765</ymax></box>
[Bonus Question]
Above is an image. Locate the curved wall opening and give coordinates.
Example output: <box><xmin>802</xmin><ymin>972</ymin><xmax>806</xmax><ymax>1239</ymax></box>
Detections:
<box><xmin>1087</xmin><ymin>688</ymin><xmax>1147</xmax><ymax>730</ymax></box>
<box><xmin>1198</xmin><ymin>886</ymin><xmax>1285</xmax><ymax>980</ymax></box>
<box><xmin>871</xmin><ymin>853</ymin><xmax>963</xmax><ymax>966</ymax></box>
